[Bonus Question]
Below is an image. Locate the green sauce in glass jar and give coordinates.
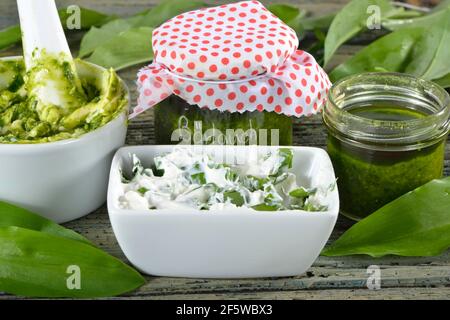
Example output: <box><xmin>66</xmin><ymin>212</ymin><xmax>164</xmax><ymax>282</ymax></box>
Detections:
<box><xmin>133</xmin><ymin>2</ymin><xmax>333</xmax><ymax>146</ymax></box>
<box><xmin>323</xmin><ymin>73</ymin><xmax>450</xmax><ymax>220</ymax></box>
<box><xmin>154</xmin><ymin>95</ymin><xmax>293</xmax><ymax>145</ymax></box>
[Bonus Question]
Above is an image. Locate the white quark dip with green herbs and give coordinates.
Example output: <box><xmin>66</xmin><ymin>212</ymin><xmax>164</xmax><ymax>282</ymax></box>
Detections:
<box><xmin>119</xmin><ymin>148</ymin><xmax>330</xmax><ymax>212</ymax></box>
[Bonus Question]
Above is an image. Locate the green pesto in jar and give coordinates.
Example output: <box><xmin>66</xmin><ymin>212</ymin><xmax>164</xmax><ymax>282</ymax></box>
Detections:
<box><xmin>328</xmin><ymin>105</ymin><xmax>446</xmax><ymax>220</ymax></box>
<box><xmin>154</xmin><ymin>95</ymin><xmax>292</xmax><ymax>145</ymax></box>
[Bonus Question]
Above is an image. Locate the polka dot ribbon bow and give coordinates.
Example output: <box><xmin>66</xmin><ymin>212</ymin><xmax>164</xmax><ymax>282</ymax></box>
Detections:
<box><xmin>132</xmin><ymin>0</ymin><xmax>331</xmax><ymax>119</ymax></box>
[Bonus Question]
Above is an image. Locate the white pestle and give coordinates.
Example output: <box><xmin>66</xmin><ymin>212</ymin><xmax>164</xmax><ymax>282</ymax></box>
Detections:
<box><xmin>17</xmin><ymin>0</ymin><xmax>72</xmax><ymax>67</ymax></box>
<box><xmin>17</xmin><ymin>0</ymin><xmax>85</xmax><ymax>113</ymax></box>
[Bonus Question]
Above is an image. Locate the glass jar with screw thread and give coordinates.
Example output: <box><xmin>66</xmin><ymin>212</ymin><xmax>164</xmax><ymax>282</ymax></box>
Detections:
<box><xmin>323</xmin><ymin>73</ymin><xmax>450</xmax><ymax>220</ymax></box>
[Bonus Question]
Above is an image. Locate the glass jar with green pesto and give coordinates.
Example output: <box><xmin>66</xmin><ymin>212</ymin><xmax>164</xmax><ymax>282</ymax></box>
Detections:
<box><xmin>132</xmin><ymin>1</ymin><xmax>332</xmax><ymax>146</ymax></box>
<box><xmin>323</xmin><ymin>73</ymin><xmax>450</xmax><ymax>220</ymax></box>
<box><xmin>153</xmin><ymin>95</ymin><xmax>293</xmax><ymax>145</ymax></box>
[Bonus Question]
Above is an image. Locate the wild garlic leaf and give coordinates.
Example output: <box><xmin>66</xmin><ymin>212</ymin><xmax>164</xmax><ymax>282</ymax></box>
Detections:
<box><xmin>404</xmin><ymin>8</ymin><xmax>450</xmax><ymax>80</ymax></box>
<box><xmin>434</xmin><ymin>73</ymin><xmax>450</xmax><ymax>88</ymax></box>
<box><xmin>0</xmin><ymin>226</ymin><xmax>144</xmax><ymax>298</ymax></box>
<box><xmin>0</xmin><ymin>26</ymin><xmax>21</xmax><ymax>51</ymax></box>
<box><xmin>132</xmin><ymin>0</ymin><xmax>206</xmax><ymax>28</ymax></box>
<box><xmin>79</xmin><ymin>0</ymin><xmax>207</xmax><ymax>65</ymax></box>
<box><xmin>323</xmin><ymin>0</ymin><xmax>399</xmax><ymax>66</ymax></box>
<box><xmin>86</xmin><ymin>27</ymin><xmax>154</xmax><ymax>70</ymax></box>
<box><xmin>322</xmin><ymin>177</ymin><xmax>450</xmax><ymax>257</ymax></box>
<box><xmin>0</xmin><ymin>7</ymin><xmax>113</xmax><ymax>51</ymax></box>
<box><xmin>59</xmin><ymin>7</ymin><xmax>115</xmax><ymax>29</ymax></box>
<box><xmin>79</xmin><ymin>9</ymin><xmax>152</xmax><ymax>58</ymax></box>
<box><xmin>0</xmin><ymin>201</ymin><xmax>90</xmax><ymax>245</ymax></box>
<box><xmin>79</xmin><ymin>19</ymin><xmax>134</xmax><ymax>58</ymax></box>
<box><xmin>329</xmin><ymin>27</ymin><xmax>422</xmax><ymax>82</ymax></box>
<box><xmin>267</xmin><ymin>4</ymin><xmax>305</xmax><ymax>37</ymax></box>
<box><xmin>431</xmin><ymin>0</ymin><xmax>450</xmax><ymax>12</ymax></box>
<box><xmin>330</xmin><ymin>8</ymin><xmax>450</xmax><ymax>83</ymax></box>
<box><xmin>382</xmin><ymin>0</ymin><xmax>449</xmax><ymax>30</ymax></box>
<box><xmin>301</xmin><ymin>13</ymin><xmax>336</xmax><ymax>31</ymax></box>
<box><xmin>268</xmin><ymin>4</ymin><xmax>304</xmax><ymax>24</ymax></box>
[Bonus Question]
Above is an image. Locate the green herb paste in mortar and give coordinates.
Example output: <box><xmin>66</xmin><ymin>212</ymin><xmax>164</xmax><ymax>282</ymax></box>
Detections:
<box><xmin>328</xmin><ymin>105</ymin><xmax>446</xmax><ymax>220</ymax></box>
<box><xmin>0</xmin><ymin>53</ymin><xmax>128</xmax><ymax>143</ymax></box>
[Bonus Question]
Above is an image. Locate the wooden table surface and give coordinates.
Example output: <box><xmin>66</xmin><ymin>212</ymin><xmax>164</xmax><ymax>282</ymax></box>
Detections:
<box><xmin>0</xmin><ymin>0</ymin><xmax>449</xmax><ymax>300</ymax></box>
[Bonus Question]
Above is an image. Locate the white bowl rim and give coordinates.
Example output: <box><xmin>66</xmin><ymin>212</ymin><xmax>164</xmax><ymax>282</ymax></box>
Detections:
<box><xmin>0</xmin><ymin>56</ymin><xmax>130</xmax><ymax>150</ymax></box>
<box><xmin>108</xmin><ymin>145</ymin><xmax>340</xmax><ymax>218</ymax></box>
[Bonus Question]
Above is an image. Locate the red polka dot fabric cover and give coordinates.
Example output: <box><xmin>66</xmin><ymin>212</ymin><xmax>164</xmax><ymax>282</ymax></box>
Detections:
<box><xmin>132</xmin><ymin>0</ymin><xmax>331</xmax><ymax>118</ymax></box>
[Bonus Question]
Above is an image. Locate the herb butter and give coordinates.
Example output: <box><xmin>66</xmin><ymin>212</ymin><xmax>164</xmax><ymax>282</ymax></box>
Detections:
<box><xmin>119</xmin><ymin>148</ymin><xmax>331</xmax><ymax>212</ymax></box>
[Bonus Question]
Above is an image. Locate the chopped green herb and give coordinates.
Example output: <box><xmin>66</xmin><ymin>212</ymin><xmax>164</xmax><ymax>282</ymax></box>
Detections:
<box><xmin>190</xmin><ymin>172</ymin><xmax>206</xmax><ymax>185</ymax></box>
<box><xmin>252</xmin><ymin>204</ymin><xmax>279</xmax><ymax>211</ymax></box>
<box><xmin>137</xmin><ymin>187</ymin><xmax>148</xmax><ymax>195</ymax></box>
<box><xmin>289</xmin><ymin>187</ymin><xmax>311</xmax><ymax>199</ymax></box>
<box><xmin>223</xmin><ymin>190</ymin><xmax>245</xmax><ymax>207</ymax></box>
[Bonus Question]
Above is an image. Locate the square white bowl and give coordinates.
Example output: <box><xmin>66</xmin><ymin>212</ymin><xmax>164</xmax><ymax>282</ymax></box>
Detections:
<box><xmin>107</xmin><ymin>145</ymin><xmax>339</xmax><ymax>278</ymax></box>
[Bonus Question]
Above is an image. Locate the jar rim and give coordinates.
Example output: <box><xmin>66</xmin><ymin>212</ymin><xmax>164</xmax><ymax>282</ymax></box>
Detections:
<box><xmin>323</xmin><ymin>72</ymin><xmax>450</xmax><ymax>149</ymax></box>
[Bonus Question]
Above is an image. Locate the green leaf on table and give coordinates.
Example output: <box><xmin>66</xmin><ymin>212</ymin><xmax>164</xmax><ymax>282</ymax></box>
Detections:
<box><xmin>382</xmin><ymin>4</ymin><xmax>448</xmax><ymax>31</ymax></box>
<box><xmin>0</xmin><ymin>26</ymin><xmax>21</xmax><ymax>51</ymax></box>
<box><xmin>0</xmin><ymin>201</ymin><xmax>90</xmax><ymax>245</ymax></box>
<box><xmin>323</xmin><ymin>0</ymin><xmax>399</xmax><ymax>66</ymax></box>
<box><xmin>330</xmin><ymin>8</ymin><xmax>450</xmax><ymax>82</ymax></box>
<box><xmin>403</xmin><ymin>8</ymin><xmax>450</xmax><ymax>80</ymax></box>
<box><xmin>322</xmin><ymin>177</ymin><xmax>450</xmax><ymax>257</ymax></box>
<box><xmin>79</xmin><ymin>0</ymin><xmax>207</xmax><ymax>69</ymax></box>
<box><xmin>431</xmin><ymin>0</ymin><xmax>450</xmax><ymax>12</ymax></box>
<box><xmin>434</xmin><ymin>73</ymin><xmax>450</xmax><ymax>89</ymax></box>
<box><xmin>329</xmin><ymin>27</ymin><xmax>421</xmax><ymax>81</ymax></box>
<box><xmin>301</xmin><ymin>13</ymin><xmax>336</xmax><ymax>31</ymax></box>
<box><xmin>0</xmin><ymin>7</ymin><xmax>113</xmax><ymax>51</ymax></box>
<box><xmin>268</xmin><ymin>4</ymin><xmax>305</xmax><ymax>36</ymax></box>
<box><xmin>131</xmin><ymin>0</ymin><xmax>206</xmax><ymax>28</ymax></box>
<box><xmin>58</xmin><ymin>6</ymin><xmax>114</xmax><ymax>29</ymax></box>
<box><xmin>78</xmin><ymin>9</ymin><xmax>152</xmax><ymax>58</ymax></box>
<box><xmin>0</xmin><ymin>226</ymin><xmax>145</xmax><ymax>297</ymax></box>
<box><xmin>85</xmin><ymin>27</ymin><xmax>154</xmax><ymax>70</ymax></box>
<box><xmin>268</xmin><ymin>4</ymin><xmax>303</xmax><ymax>23</ymax></box>
<box><xmin>79</xmin><ymin>19</ymin><xmax>133</xmax><ymax>58</ymax></box>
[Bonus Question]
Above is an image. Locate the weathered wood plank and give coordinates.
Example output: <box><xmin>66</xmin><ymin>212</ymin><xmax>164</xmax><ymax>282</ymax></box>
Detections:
<box><xmin>164</xmin><ymin>288</ymin><xmax>449</xmax><ymax>300</ymax></box>
<box><xmin>121</xmin><ymin>287</ymin><xmax>450</xmax><ymax>300</ymax></box>
<box><xmin>130</xmin><ymin>267</ymin><xmax>448</xmax><ymax>298</ymax></box>
<box><xmin>54</xmin><ymin>265</ymin><xmax>450</xmax><ymax>297</ymax></box>
<box><xmin>1</xmin><ymin>287</ymin><xmax>448</xmax><ymax>300</ymax></box>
